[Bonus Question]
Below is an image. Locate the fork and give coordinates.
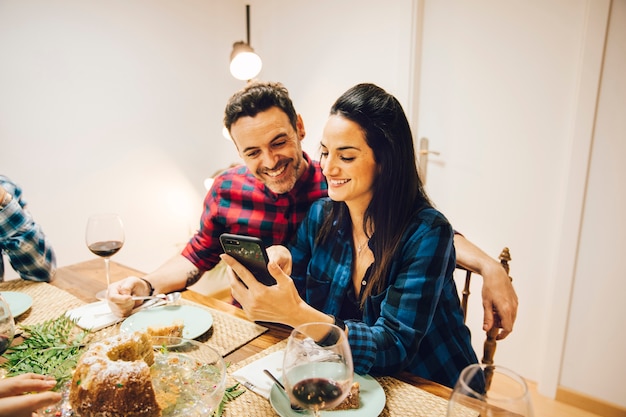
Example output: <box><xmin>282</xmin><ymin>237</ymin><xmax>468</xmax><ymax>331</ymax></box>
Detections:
<box><xmin>241</xmin><ymin>380</ymin><xmax>255</xmax><ymax>391</ymax></box>
<box><xmin>93</xmin><ymin>297</ymin><xmax>166</xmax><ymax>317</ymax></box>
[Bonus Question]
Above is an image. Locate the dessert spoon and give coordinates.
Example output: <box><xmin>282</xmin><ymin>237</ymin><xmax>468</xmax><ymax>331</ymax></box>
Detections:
<box><xmin>263</xmin><ymin>369</ymin><xmax>305</xmax><ymax>412</ymax></box>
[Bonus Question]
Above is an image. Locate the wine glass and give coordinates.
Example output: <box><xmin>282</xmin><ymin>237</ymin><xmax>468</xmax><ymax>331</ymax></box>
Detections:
<box><xmin>0</xmin><ymin>294</ymin><xmax>15</xmax><ymax>355</ymax></box>
<box><xmin>447</xmin><ymin>363</ymin><xmax>534</xmax><ymax>417</ymax></box>
<box><xmin>85</xmin><ymin>213</ymin><xmax>124</xmax><ymax>300</ymax></box>
<box><xmin>283</xmin><ymin>322</ymin><xmax>354</xmax><ymax>417</ymax></box>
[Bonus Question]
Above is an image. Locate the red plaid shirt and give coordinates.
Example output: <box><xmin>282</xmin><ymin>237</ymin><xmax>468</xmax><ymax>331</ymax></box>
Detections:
<box><xmin>182</xmin><ymin>153</ymin><xmax>327</xmax><ymax>272</ymax></box>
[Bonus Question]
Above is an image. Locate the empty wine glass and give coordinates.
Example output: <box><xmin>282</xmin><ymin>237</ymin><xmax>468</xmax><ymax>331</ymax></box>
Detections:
<box><xmin>0</xmin><ymin>294</ymin><xmax>15</xmax><ymax>355</ymax></box>
<box><xmin>447</xmin><ymin>363</ymin><xmax>534</xmax><ymax>417</ymax></box>
<box><xmin>283</xmin><ymin>322</ymin><xmax>354</xmax><ymax>417</ymax></box>
<box><xmin>86</xmin><ymin>213</ymin><xmax>124</xmax><ymax>300</ymax></box>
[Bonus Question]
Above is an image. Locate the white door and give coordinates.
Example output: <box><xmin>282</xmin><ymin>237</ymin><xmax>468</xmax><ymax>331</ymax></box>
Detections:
<box><xmin>559</xmin><ymin>0</ymin><xmax>626</xmax><ymax>407</ymax></box>
<box><xmin>414</xmin><ymin>1</ymin><xmax>617</xmax><ymax>404</ymax></box>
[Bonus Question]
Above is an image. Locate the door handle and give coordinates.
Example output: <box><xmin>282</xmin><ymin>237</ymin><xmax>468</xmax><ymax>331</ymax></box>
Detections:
<box><xmin>418</xmin><ymin>137</ymin><xmax>440</xmax><ymax>184</ymax></box>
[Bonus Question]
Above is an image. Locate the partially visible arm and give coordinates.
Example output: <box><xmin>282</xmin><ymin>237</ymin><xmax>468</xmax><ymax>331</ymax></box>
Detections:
<box><xmin>108</xmin><ymin>174</ymin><xmax>228</xmax><ymax>316</ymax></box>
<box><xmin>0</xmin><ymin>373</ymin><xmax>62</xmax><ymax>417</ymax></box>
<box><xmin>0</xmin><ymin>183</ymin><xmax>56</xmax><ymax>282</ymax></box>
<box><xmin>454</xmin><ymin>234</ymin><xmax>518</xmax><ymax>339</ymax></box>
<box><xmin>146</xmin><ymin>254</ymin><xmax>203</xmax><ymax>293</ymax></box>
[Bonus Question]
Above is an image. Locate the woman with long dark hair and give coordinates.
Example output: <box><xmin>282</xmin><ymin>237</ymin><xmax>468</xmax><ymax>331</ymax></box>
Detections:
<box><xmin>223</xmin><ymin>83</ymin><xmax>477</xmax><ymax>388</ymax></box>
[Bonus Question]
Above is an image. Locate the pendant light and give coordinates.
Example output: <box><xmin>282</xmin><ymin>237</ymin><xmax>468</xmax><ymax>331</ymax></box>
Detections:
<box><xmin>229</xmin><ymin>5</ymin><xmax>262</xmax><ymax>81</ymax></box>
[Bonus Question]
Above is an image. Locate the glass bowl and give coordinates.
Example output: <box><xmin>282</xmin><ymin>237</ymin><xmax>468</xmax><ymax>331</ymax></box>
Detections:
<box><xmin>39</xmin><ymin>336</ymin><xmax>227</xmax><ymax>417</ymax></box>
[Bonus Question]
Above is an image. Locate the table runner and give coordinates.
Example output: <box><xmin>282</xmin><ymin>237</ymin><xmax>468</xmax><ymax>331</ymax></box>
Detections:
<box><xmin>0</xmin><ymin>280</ymin><xmax>267</xmax><ymax>358</ymax></box>
<box><xmin>226</xmin><ymin>340</ymin><xmax>475</xmax><ymax>417</ymax></box>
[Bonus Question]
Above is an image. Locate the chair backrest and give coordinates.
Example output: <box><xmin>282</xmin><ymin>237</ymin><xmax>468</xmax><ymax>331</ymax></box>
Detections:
<box><xmin>456</xmin><ymin>247</ymin><xmax>512</xmax><ymax>388</ymax></box>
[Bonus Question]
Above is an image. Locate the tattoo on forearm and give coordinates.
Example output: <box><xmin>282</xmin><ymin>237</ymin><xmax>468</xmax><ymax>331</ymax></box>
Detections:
<box><xmin>185</xmin><ymin>270</ymin><xmax>203</xmax><ymax>287</ymax></box>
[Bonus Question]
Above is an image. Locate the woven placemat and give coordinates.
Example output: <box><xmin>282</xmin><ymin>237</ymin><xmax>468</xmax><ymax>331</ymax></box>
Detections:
<box><xmin>0</xmin><ymin>281</ymin><xmax>268</xmax><ymax>358</ymax></box>
<box><xmin>0</xmin><ymin>280</ymin><xmax>84</xmax><ymax>325</ymax></box>
<box><xmin>224</xmin><ymin>340</ymin><xmax>473</xmax><ymax>417</ymax></box>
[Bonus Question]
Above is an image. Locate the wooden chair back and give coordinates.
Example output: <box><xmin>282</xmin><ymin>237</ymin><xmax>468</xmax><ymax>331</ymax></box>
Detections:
<box><xmin>457</xmin><ymin>247</ymin><xmax>512</xmax><ymax>389</ymax></box>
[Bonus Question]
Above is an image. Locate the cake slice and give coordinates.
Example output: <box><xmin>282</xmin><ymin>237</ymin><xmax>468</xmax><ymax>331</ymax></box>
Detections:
<box><xmin>147</xmin><ymin>320</ymin><xmax>184</xmax><ymax>338</ymax></box>
<box><xmin>332</xmin><ymin>381</ymin><xmax>360</xmax><ymax>410</ymax></box>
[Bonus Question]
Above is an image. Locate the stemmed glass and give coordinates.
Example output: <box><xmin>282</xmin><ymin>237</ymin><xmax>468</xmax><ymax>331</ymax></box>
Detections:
<box><xmin>447</xmin><ymin>363</ymin><xmax>534</xmax><ymax>417</ymax></box>
<box><xmin>283</xmin><ymin>322</ymin><xmax>354</xmax><ymax>417</ymax></box>
<box><xmin>85</xmin><ymin>213</ymin><xmax>124</xmax><ymax>300</ymax></box>
<box><xmin>0</xmin><ymin>294</ymin><xmax>15</xmax><ymax>355</ymax></box>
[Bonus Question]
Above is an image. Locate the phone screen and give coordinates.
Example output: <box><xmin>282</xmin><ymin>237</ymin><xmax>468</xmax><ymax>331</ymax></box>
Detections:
<box><xmin>219</xmin><ymin>233</ymin><xmax>276</xmax><ymax>286</ymax></box>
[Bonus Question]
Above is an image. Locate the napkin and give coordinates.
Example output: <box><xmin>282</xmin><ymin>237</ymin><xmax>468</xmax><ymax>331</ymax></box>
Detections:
<box><xmin>66</xmin><ymin>298</ymin><xmax>165</xmax><ymax>331</ymax></box>
<box><xmin>66</xmin><ymin>301</ymin><xmax>124</xmax><ymax>331</ymax></box>
<box><xmin>232</xmin><ymin>350</ymin><xmax>285</xmax><ymax>399</ymax></box>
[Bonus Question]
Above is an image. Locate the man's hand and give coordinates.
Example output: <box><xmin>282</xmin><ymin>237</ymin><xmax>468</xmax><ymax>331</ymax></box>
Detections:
<box><xmin>480</xmin><ymin>260</ymin><xmax>518</xmax><ymax>339</ymax></box>
<box><xmin>105</xmin><ymin>254</ymin><xmax>200</xmax><ymax>317</ymax></box>
<box><xmin>106</xmin><ymin>276</ymin><xmax>148</xmax><ymax>317</ymax></box>
<box><xmin>454</xmin><ymin>234</ymin><xmax>518</xmax><ymax>339</ymax></box>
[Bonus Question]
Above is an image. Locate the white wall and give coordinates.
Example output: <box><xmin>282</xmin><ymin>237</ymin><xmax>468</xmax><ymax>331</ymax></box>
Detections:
<box><xmin>246</xmin><ymin>0</ymin><xmax>415</xmax><ymax>158</ymax></box>
<box><xmin>0</xmin><ymin>0</ymin><xmax>244</xmax><ymax>272</ymax></box>
<box><xmin>0</xmin><ymin>0</ymin><xmax>414</xmax><ymax>274</ymax></box>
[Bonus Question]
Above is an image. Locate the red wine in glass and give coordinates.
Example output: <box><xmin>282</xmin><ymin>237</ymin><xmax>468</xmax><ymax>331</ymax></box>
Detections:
<box><xmin>283</xmin><ymin>323</ymin><xmax>353</xmax><ymax>417</ymax></box>
<box><xmin>88</xmin><ymin>240</ymin><xmax>123</xmax><ymax>258</ymax></box>
<box><xmin>85</xmin><ymin>214</ymin><xmax>125</xmax><ymax>299</ymax></box>
<box><xmin>292</xmin><ymin>377</ymin><xmax>345</xmax><ymax>409</ymax></box>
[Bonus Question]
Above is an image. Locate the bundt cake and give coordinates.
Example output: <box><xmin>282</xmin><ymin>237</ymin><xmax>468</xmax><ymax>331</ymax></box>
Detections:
<box><xmin>69</xmin><ymin>331</ymin><xmax>162</xmax><ymax>417</ymax></box>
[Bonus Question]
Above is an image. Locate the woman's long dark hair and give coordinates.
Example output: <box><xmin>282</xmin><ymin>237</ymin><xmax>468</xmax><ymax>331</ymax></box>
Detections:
<box><xmin>317</xmin><ymin>83</ymin><xmax>433</xmax><ymax>304</ymax></box>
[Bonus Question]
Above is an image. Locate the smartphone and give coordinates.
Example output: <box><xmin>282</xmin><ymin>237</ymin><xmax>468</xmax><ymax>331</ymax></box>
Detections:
<box><xmin>219</xmin><ymin>233</ymin><xmax>276</xmax><ymax>286</ymax></box>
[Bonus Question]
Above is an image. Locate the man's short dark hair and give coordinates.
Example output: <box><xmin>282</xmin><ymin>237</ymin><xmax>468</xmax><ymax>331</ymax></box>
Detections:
<box><xmin>224</xmin><ymin>81</ymin><xmax>298</xmax><ymax>132</ymax></box>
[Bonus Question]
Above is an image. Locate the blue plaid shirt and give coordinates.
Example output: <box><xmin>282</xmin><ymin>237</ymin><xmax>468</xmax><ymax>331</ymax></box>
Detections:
<box><xmin>289</xmin><ymin>198</ymin><xmax>478</xmax><ymax>388</ymax></box>
<box><xmin>0</xmin><ymin>175</ymin><xmax>56</xmax><ymax>282</ymax></box>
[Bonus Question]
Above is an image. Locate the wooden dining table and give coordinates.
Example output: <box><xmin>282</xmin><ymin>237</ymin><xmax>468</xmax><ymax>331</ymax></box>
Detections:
<box><xmin>52</xmin><ymin>259</ymin><xmax>452</xmax><ymax>393</ymax></box>
<box><xmin>5</xmin><ymin>259</ymin><xmax>467</xmax><ymax>416</ymax></box>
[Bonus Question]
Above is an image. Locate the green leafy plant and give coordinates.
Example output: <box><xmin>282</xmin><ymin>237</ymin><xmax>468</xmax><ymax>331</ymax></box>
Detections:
<box><xmin>213</xmin><ymin>382</ymin><xmax>245</xmax><ymax>417</ymax></box>
<box><xmin>1</xmin><ymin>315</ymin><xmax>90</xmax><ymax>390</ymax></box>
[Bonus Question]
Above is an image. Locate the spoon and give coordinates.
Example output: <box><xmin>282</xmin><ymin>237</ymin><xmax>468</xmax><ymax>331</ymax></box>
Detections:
<box><xmin>132</xmin><ymin>292</ymin><xmax>181</xmax><ymax>303</ymax></box>
<box><xmin>263</xmin><ymin>369</ymin><xmax>305</xmax><ymax>412</ymax></box>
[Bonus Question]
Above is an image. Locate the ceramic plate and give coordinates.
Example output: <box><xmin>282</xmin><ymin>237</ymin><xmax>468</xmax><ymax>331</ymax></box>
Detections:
<box><xmin>1</xmin><ymin>291</ymin><xmax>33</xmax><ymax>317</ymax></box>
<box><xmin>120</xmin><ymin>305</ymin><xmax>213</xmax><ymax>340</ymax></box>
<box><xmin>269</xmin><ymin>373</ymin><xmax>386</xmax><ymax>417</ymax></box>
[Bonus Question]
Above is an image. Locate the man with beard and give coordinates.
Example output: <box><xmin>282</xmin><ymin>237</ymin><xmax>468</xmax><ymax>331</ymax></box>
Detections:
<box><xmin>107</xmin><ymin>81</ymin><xmax>517</xmax><ymax>339</ymax></box>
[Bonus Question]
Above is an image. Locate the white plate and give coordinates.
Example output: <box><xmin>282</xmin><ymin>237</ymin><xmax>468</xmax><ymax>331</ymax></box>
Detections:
<box><xmin>1</xmin><ymin>291</ymin><xmax>33</xmax><ymax>317</ymax></box>
<box><xmin>120</xmin><ymin>305</ymin><xmax>213</xmax><ymax>340</ymax></box>
<box><xmin>269</xmin><ymin>373</ymin><xmax>386</xmax><ymax>417</ymax></box>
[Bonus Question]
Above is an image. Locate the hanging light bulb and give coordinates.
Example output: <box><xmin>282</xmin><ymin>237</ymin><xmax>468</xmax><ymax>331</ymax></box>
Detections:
<box><xmin>230</xmin><ymin>42</ymin><xmax>262</xmax><ymax>80</ymax></box>
<box><xmin>229</xmin><ymin>5</ymin><xmax>262</xmax><ymax>81</ymax></box>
